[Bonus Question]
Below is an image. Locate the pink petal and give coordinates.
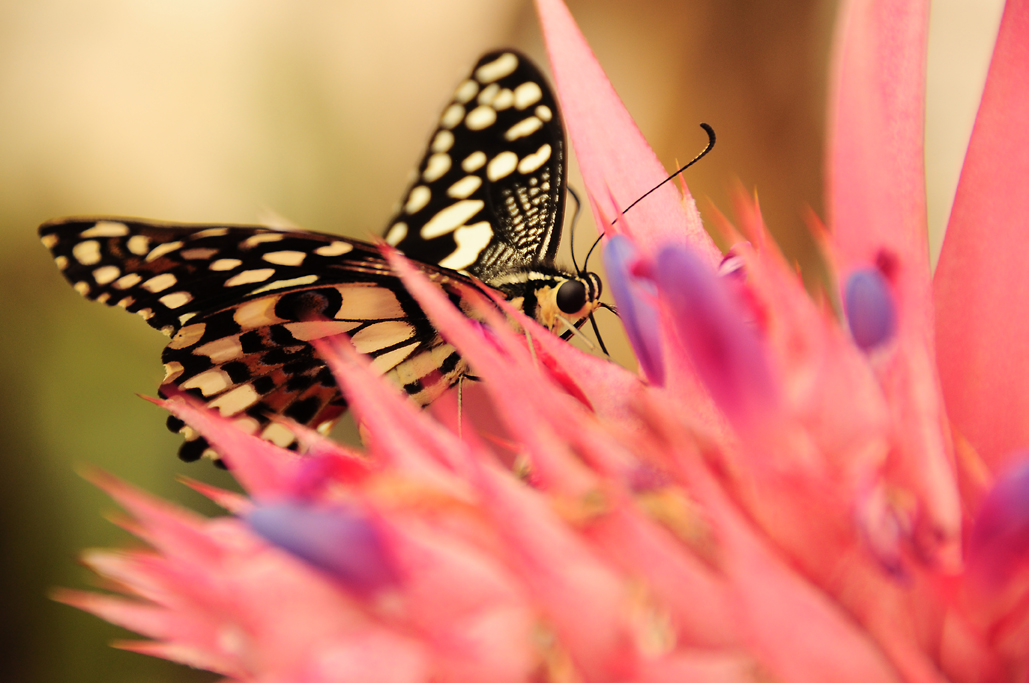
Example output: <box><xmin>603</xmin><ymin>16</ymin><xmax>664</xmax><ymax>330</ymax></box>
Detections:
<box><xmin>534</xmin><ymin>0</ymin><xmax>718</xmax><ymax>263</ymax></box>
<box><xmin>154</xmin><ymin>394</ymin><xmax>304</xmax><ymax>499</ymax></box>
<box><xmin>675</xmin><ymin>454</ymin><xmax>906</xmax><ymax>683</ymax></box>
<box><xmin>476</xmin><ymin>465</ymin><xmax>638</xmax><ymax>681</ymax></box>
<box><xmin>827</xmin><ymin>0</ymin><xmax>930</xmax><ymax>283</ymax></box>
<box><xmin>828</xmin><ymin>0</ymin><xmax>960</xmax><ymax>562</ymax></box>
<box><xmin>933</xmin><ymin>0</ymin><xmax>1029</xmax><ymax>473</ymax></box>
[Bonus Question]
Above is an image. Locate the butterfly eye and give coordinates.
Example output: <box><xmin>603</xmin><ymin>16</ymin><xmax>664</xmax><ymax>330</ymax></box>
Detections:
<box><xmin>556</xmin><ymin>279</ymin><xmax>587</xmax><ymax>314</ymax></box>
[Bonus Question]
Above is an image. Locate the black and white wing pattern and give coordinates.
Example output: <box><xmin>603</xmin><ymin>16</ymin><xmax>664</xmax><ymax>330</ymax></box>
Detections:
<box><xmin>384</xmin><ymin>51</ymin><xmax>567</xmax><ymax>284</ymax></box>
<box><xmin>39</xmin><ymin>51</ymin><xmax>603</xmax><ymax>465</ymax></box>
<box><xmin>39</xmin><ymin>219</ymin><xmax>474</xmax><ymax>462</ymax></box>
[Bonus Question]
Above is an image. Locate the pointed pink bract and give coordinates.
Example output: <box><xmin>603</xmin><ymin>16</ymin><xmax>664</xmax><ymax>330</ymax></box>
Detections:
<box><xmin>934</xmin><ymin>0</ymin><xmax>1029</xmax><ymax>474</ymax></box>
<box><xmin>533</xmin><ymin>0</ymin><xmax>718</xmax><ymax>264</ymax></box>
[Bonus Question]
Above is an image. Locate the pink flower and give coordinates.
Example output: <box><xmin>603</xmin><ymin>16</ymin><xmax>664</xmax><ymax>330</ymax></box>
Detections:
<box><xmin>56</xmin><ymin>0</ymin><xmax>1029</xmax><ymax>681</ymax></box>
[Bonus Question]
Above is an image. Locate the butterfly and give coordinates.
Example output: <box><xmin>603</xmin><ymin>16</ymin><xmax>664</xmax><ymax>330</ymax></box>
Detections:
<box><xmin>39</xmin><ymin>50</ymin><xmax>604</xmax><ymax>464</ymax></box>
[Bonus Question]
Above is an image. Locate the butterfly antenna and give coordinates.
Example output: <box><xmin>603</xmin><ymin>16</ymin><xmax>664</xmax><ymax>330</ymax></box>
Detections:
<box><xmin>614</xmin><ymin>123</ymin><xmax>716</xmax><ymax>223</ymax></box>
<box><xmin>567</xmin><ymin>186</ymin><xmax>583</xmax><ymax>275</ymax></box>
<box><xmin>599</xmin><ymin>302</ymin><xmax>619</xmax><ymax>317</ymax></box>
<box><xmin>582</xmin><ymin>233</ymin><xmax>604</xmax><ymax>273</ymax></box>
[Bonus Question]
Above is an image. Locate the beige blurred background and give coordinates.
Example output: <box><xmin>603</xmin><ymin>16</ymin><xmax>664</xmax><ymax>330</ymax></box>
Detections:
<box><xmin>0</xmin><ymin>0</ymin><xmax>1003</xmax><ymax>680</ymax></box>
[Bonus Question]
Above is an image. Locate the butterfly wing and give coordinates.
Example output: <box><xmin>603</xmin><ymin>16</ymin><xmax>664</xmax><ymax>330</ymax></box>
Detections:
<box><xmin>38</xmin><ymin>50</ymin><xmax>573</xmax><ymax>463</ymax></box>
<box><xmin>40</xmin><ymin>218</ymin><xmax>470</xmax><ymax>460</ymax></box>
<box><xmin>383</xmin><ymin>50</ymin><xmax>566</xmax><ymax>284</ymax></box>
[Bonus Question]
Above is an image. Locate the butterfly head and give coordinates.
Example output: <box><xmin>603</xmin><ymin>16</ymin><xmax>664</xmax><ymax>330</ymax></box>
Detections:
<box><xmin>518</xmin><ymin>268</ymin><xmax>603</xmax><ymax>335</ymax></box>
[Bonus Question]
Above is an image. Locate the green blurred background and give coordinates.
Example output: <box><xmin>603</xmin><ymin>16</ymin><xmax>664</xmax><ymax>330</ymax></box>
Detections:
<box><xmin>0</xmin><ymin>0</ymin><xmax>1003</xmax><ymax>680</ymax></box>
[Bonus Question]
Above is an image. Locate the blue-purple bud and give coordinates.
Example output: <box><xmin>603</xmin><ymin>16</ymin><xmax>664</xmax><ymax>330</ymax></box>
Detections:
<box><xmin>844</xmin><ymin>268</ymin><xmax>896</xmax><ymax>351</ymax></box>
<box><xmin>603</xmin><ymin>235</ymin><xmax>665</xmax><ymax>385</ymax></box>
<box><xmin>248</xmin><ymin>503</ymin><xmax>397</xmax><ymax>593</ymax></box>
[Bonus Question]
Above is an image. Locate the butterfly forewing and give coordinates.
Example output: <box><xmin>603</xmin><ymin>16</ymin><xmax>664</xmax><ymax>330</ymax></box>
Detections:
<box><xmin>384</xmin><ymin>51</ymin><xmax>566</xmax><ymax>283</ymax></box>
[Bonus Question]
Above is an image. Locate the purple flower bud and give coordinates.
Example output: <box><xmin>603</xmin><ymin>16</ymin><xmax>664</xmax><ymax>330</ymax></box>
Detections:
<box><xmin>653</xmin><ymin>245</ymin><xmax>777</xmax><ymax>427</ymax></box>
<box><xmin>603</xmin><ymin>235</ymin><xmax>665</xmax><ymax>385</ymax></box>
<box><xmin>248</xmin><ymin>503</ymin><xmax>397</xmax><ymax>594</ymax></box>
<box><xmin>968</xmin><ymin>455</ymin><xmax>1029</xmax><ymax>584</ymax></box>
<box><xmin>844</xmin><ymin>268</ymin><xmax>896</xmax><ymax>351</ymax></box>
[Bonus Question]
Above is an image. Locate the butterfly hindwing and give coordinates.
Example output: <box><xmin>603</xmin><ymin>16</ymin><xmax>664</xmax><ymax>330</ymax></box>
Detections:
<box><xmin>384</xmin><ymin>50</ymin><xmax>566</xmax><ymax>284</ymax></box>
<box><xmin>40</xmin><ymin>218</ymin><xmax>473</xmax><ymax>459</ymax></box>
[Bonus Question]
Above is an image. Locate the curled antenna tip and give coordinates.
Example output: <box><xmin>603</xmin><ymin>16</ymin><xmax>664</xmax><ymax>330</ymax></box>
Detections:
<box><xmin>615</xmin><ymin>123</ymin><xmax>716</xmax><ymax>221</ymax></box>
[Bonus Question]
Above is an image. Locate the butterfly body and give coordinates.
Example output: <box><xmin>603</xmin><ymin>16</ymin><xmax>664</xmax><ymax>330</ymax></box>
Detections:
<box><xmin>39</xmin><ymin>51</ymin><xmax>603</xmax><ymax>462</ymax></box>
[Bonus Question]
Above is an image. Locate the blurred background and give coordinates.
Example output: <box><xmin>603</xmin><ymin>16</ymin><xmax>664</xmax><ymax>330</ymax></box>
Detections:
<box><xmin>0</xmin><ymin>0</ymin><xmax>1004</xmax><ymax>680</ymax></box>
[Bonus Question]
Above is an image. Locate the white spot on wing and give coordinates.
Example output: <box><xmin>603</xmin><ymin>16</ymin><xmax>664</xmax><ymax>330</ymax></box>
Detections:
<box><xmin>92</xmin><ymin>265</ymin><xmax>120</xmax><ymax>285</ymax></box>
<box><xmin>369</xmin><ymin>341</ymin><xmax>420</xmax><ymax>375</ymax></box>
<box><xmin>465</xmin><ymin>106</ymin><xmax>497</xmax><ymax>130</ymax></box>
<box><xmin>440</xmin><ymin>104</ymin><xmax>464</xmax><ymax>129</ymax></box>
<box><xmin>315</xmin><ymin>241</ymin><xmax>353</xmax><ymax>257</ymax></box>
<box><xmin>72</xmin><ymin>240</ymin><xmax>101</xmax><ymax>265</ymax></box>
<box><xmin>514</xmin><ymin>82</ymin><xmax>543</xmax><ymax>109</ymax></box>
<box><xmin>114</xmin><ymin>273</ymin><xmax>141</xmax><ymax>289</ymax></box>
<box><xmin>475</xmin><ymin>53</ymin><xmax>518</xmax><ymax>83</ymax></box>
<box><xmin>210</xmin><ymin>258</ymin><xmax>242</xmax><ymax>271</ymax></box>
<box><xmin>454</xmin><ymin>79</ymin><xmax>478</xmax><ymax>103</ymax></box>
<box><xmin>535</xmin><ymin>105</ymin><xmax>553</xmax><ymax>122</ymax></box>
<box><xmin>40</xmin><ymin>233</ymin><xmax>58</xmax><ymax>248</ymax></box>
<box><xmin>438</xmin><ymin>222</ymin><xmax>493</xmax><ymax>270</ymax></box>
<box><xmin>146</xmin><ymin>241</ymin><xmax>183</xmax><ymax>262</ymax></box>
<box><xmin>55</xmin><ymin>256</ymin><xmax>68</xmax><ymax>270</ymax></box>
<box><xmin>181</xmin><ymin>369</ymin><xmax>233</xmax><ymax>397</ymax></box>
<box><xmin>262</xmin><ymin>250</ymin><xmax>307</xmax><ymax>266</ymax></box>
<box><xmin>351</xmin><ymin>320</ymin><xmax>416</xmax><ymax>354</ymax></box>
<box><xmin>168</xmin><ymin>323</ymin><xmax>206</xmax><ymax>349</ymax></box>
<box><xmin>487</xmin><ymin>152</ymin><xmax>518</xmax><ymax>181</ymax></box>
<box><xmin>261</xmin><ymin>423</ymin><xmax>295</xmax><ymax>448</ymax></box>
<box><xmin>492</xmin><ymin>88</ymin><xmax>514</xmax><ymax>110</ymax></box>
<box><xmin>477</xmin><ymin>83</ymin><xmax>499</xmax><ymax>105</ymax></box>
<box><xmin>225</xmin><ymin>269</ymin><xmax>275</xmax><ymax>286</ymax></box>
<box><xmin>505</xmin><ymin>116</ymin><xmax>543</xmax><ymax>141</ymax></box>
<box><xmin>234</xmin><ymin>416</ymin><xmax>261</xmax><ymax>435</ymax></box>
<box><xmin>163</xmin><ymin>361</ymin><xmax>184</xmax><ymax>382</ymax></box>
<box><xmin>404</xmin><ymin>186</ymin><xmax>431</xmax><ymax>214</ymax></box>
<box><xmin>250</xmin><ymin>274</ymin><xmax>319</xmax><ymax>295</ymax></box>
<box><xmin>143</xmin><ymin>273</ymin><xmax>177</xmax><ymax>292</ymax></box>
<box><xmin>127</xmin><ymin>235</ymin><xmax>150</xmax><ymax>255</ymax></box>
<box><xmin>431</xmin><ymin>130</ymin><xmax>454</xmax><ymax>153</ymax></box>
<box><xmin>194</xmin><ymin>228</ymin><xmax>229</xmax><ymax>238</ymax></box>
<box><xmin>420</xmin><ymin>199</ymin><xmax>484</xmax><ymax>239</ymax></box>
<box><xmin>82</xmin><ymin>221</ymin><xmax>130</xmax><ymax>237</ymax></box>
<box><xmin>73</xmin><ymin>281</ymin><xmax>90</xmax><ymax>295</ymax></box>
<box><xmin>447</xmin><ymin>175</ymin><xmax>482</xmax><ymax>199</ymax></box>
<box><xmin>462</xmin><ymin>151</ymin><xmax>486</xmax><ymax>172</ymax></box>
<box><xmin>422</xmin><ymin>153</ymin><xmax>451</xmax><ymax>182</ymax></box>
<box><xmin>385</xmin><ymin>223</ymin><xmax>407</xmax><ymax>246</ymax></box>
<box><xmin>334</xmin><ymin>286</ymin><xmax>404</xmax><ymax>320</ymax></box>
<box><xmin>518</xmin><ymin>144</ymin><xmax>552</xmax><ymax>174</ymax></box>
<box><xmin>208</xmin><ymin>384</ymin><xmax>259</xmax><ymax>416</ymax></box>
<box><xmin>234</xmin><ymin>297</ymin><xmax>283</xmax><ymax>328</ymax></box>
<box><xmin>195</xmin><ymin>336</ymin><xmax>243</xmax><ymax>363</ymax></box>
<box><xmin>160</xmin><ymin>291</ymin><xmax>192</xmax><ymax>309</ymax></box>
<box><xmin>243</xmin><ymin>233</ymin><xmax>285</xmax><ymax>247</ymax></box>
<box><xmin>284</xmin><ymin>320</ymin><xmax>361</xmax><ymax>341</ymax></box>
